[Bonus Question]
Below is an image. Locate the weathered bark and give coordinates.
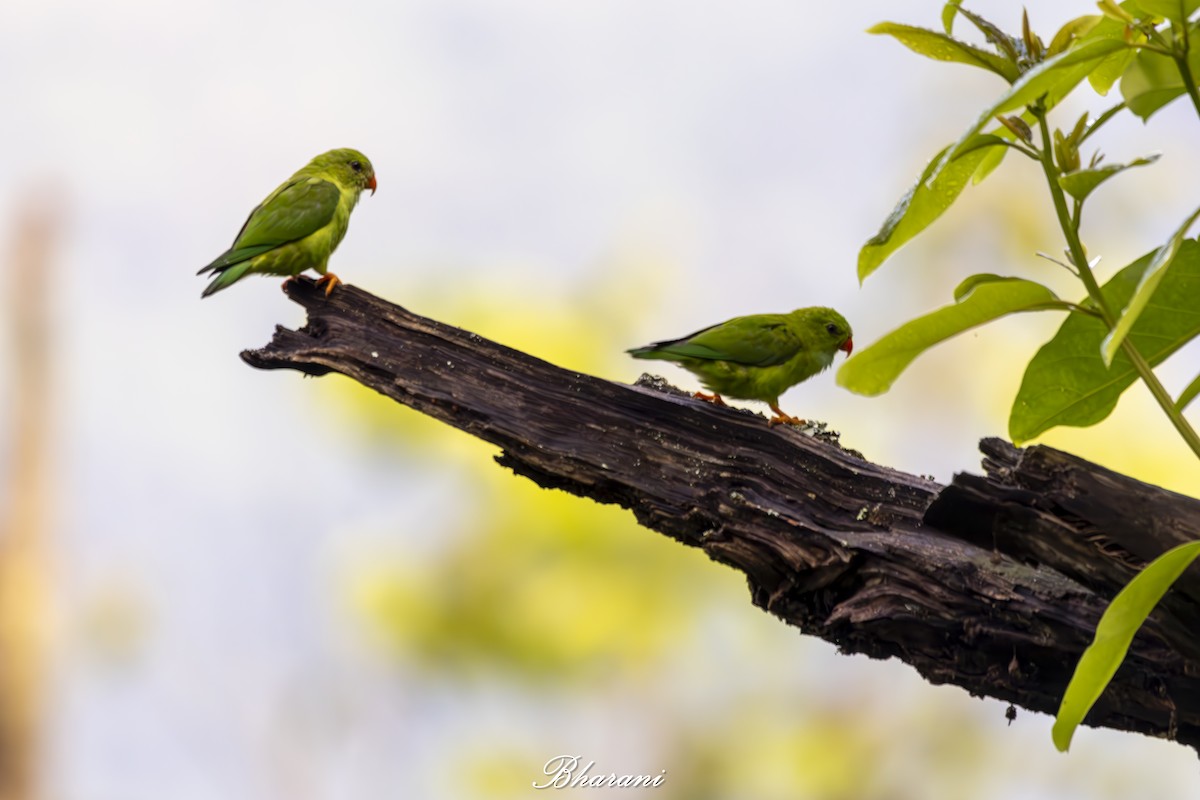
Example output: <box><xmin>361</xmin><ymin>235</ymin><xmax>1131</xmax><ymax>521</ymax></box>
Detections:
<box><xmin>243</xmin><ymin>277</ymin><xmax>1200</xmax><ymax>750</ymax></box>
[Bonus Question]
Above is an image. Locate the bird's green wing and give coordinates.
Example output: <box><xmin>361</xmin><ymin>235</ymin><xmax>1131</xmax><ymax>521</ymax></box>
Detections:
<box><xmin>201</xmin><ymin>178</ymin><xmax>340</xmax><ymax>271</ymax></box>
<box><xmin>651</xmin><ymin>315</ymin><xmax>804</xmax><ymax>367</ymax></box>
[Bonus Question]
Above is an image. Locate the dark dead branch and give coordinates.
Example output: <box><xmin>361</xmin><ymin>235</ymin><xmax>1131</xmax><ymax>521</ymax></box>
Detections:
<box><xmin>242</xmin><ymin>277</ymin><xmax>1200</xmax><ymax>751</ymax></box>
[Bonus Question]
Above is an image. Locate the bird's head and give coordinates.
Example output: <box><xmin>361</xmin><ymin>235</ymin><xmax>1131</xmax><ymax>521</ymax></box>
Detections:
<box><xmin>800</xmin><ymin>307</ymin><xmax>853</xmax><ymax>358</ymax></box>
<box><xmin>314</xmin><ymin>148</ymin><xmax>377</xmax><ymax>196</ymax></box>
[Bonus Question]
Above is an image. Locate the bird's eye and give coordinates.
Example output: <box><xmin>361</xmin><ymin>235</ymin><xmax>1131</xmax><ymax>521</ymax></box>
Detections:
<box><xmin>825</xmin><ymin>323</ymin><xmax>840</xmax><ymax>335</ymax></box>
<box><xmin>350</xmin><ymin>160</ymin><xmax>362</xmax><ymax>172</ymax></box>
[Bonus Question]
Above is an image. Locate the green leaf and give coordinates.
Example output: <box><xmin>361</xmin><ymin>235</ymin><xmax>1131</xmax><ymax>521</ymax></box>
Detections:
<box><xmin>865</xmin><ymin>28</ymin><xmax>1128</xmax><ymax>280</ymax></box>
<box><xmin>1134</xmin><ymin>0</ymin><xmax>1200</xmax><ymax>22</ymax></box>
<box><xmin>939</xmin><ymin>37</ymin><xmax>1129</xmax><ymax>171</ymax></box>
<box><xmin>953</xmin><ymin>133</ymin><xmax>1013</xmax><ymax>158</ymax></box>
<box><xmin>1121</xmin><ymin>49</ymin><xmax>1186</xmax><ymax>119</ymax></box>
<box><xmin>837</xmin><ymin>276</ymin><xmax>1068</xmax><ymax>396</ymax></box>
<box><xmin>1178</xmin><ymin>371</ymin><xmax>1200</xmax><ymax>411</ymax></box>
<box><xmin>972</xmin><ymin>139</ymin><xmax>1010</xmax><ymax>183</ymax></box>
<box><xmin>1009</xmin><ymin>241</ymin><xmax>1200</xmax><ymax>443</ymax></box>
<box><xmin>858</xmin><ymin>141</ymin><xmax>1000</xmax><ymax>283</ymax></box>
<box><xmin>971</xmin><ymin>114</ymin><xmax>1038</xmax><ymax>184</ymax></box>
<box><xmin>1076</xmin><ymin>9</ymin><xmax>1142</xmax><ymax>93</ymax></box>
<box><xmin>941</xmin><ymin>0</ymin><xmax>963</xmax><ymax>35</ymax></box>
<box><xmin>1047</xmin><ymin>15</ymin><xmax>1102</xmax><ymax>57</ymax></box>
<box><xmin>1077</xmin><ymin>102</ymin><xmax>1130</xmax><ymax>146</ymax></box>
<box><xmin>1102</xmin><ymin>205</ymin><xmax>1200</xmax><ymax>365</ymax></box>
<box><xmin>1098</xmin><ymin>0</ymin><xmax>1138</xmax><ymax>24</ymax></box>
<box><xmin>868</xmin><ymin>22</ymin><xmax>1021</xmax><ymax>82</ymax></box>
<box><xmin>954</xmin><ymin>7</ymin><xmax>1021</xmax><ymax>64</ymax></box>
<box><xmin>950</xmin><ymin>272</ymin><xmax>1043</xmax><ymax>301</ymax></box>
<box><xmin>1053</xmin><ymin>541</ymin><xmax>1200</xmax><ymax>752</ymax></box>
<box><xmin>1057</xmin><ymin>154</ymin><xmax>1160</xmax><ymax>203</ymax></box>
<box><xmin>1089</xmin><ymin>47</ymin><xmax>1138</xmax><ymax>94</ymax></box>
<box><xmin>1120</xmin><ymin>34</ymin><xmax>1200</xmax><ymax>119</ymax></box>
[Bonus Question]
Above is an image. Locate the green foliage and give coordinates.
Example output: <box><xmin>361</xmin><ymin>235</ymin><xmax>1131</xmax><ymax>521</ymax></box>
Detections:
<box><xmin>1048</xmin><ymin>16</ymin><xmax>1104</xmax><ymax>58</ymax></box>
<box><xmin>939</xmin><ymin>37</ymin><xmax>1128</xmax><ymax>165</ymax></box>
<box><xmin>1102</xmin><ymin>205</ymin><xmax>1200</xmax><ymax>364</ymax></box>
<box><xmin>1121</xmin><ymin>42</ymin><xmax>1200</xmax><ymax>119</ymax></box>
<box><xmin>1178</xmin><ymin>372</ymin><xmax>1200</xmax><ymax>411</ymax></box>
<box><xmin>837</xmin><ymin>276</ymin><xmax>1068</xmax><ymax>396</ymax></box>
<box><xmin>1088</xmin><ymin>46</ymin><xmax>1137</xmax><ymax>94</ymax></box>
<box><xmin>970</xmin><ymin>119</ymin><xmax>1029</xmax><ymax>183</ymax></box>
<box><xmin>357</xmin><ymin>489</ymin><xmax>724</xmax><ymax>680</ymax></box>
<box><xmin>854</xmin><ymin>3</ymin><xmax>1200</xmax><ymax>752</ymax></box>
<box><xmin>1135</xmin><ymin>0</ymin><xmax>1200</xmax><ymax>23</ymax></box>
<box><xmin>1058</xmin><ymin>154</ymin><xmax>1160</xmax><ymax>203</ymax></box>
<box><xmin>1009</xmin><ymin>242</ymin><xmax>1200</xmax><ymax>442</ymax></box>
<box><xmin>867</xmin><ymin>22</ymin><xmax>1019</xmax><ymax>81</ymax></box>
<box><xmin>1052</xmin><ymin>541</ymin><xmax>1200</xmax><ymax>751</ymax></box>
<box><xmin>857</xmin><ymin>142</ymin><xmax>999</xmax><ymax>283</ymax></box>
<box><xmin>941</xmin><ymin>0</ymin><xmax>964</xmax><ymax>36</ymax></box>
<box><xmin>859</xmin><ymin>15</ymin><xmax>1134</xmax><ymax>282</ymax></box>
<box><xmin>1082</xmin><ymin>12</ymin><xmax>1140</xmax><ymax>93</ymax></box>
<box><xmin>850</xmin><ymin>4</ymin><xmax>1200</xmax><ymax>450</ymax></box>
<box><xmin>336</xmin><ymin>280</ymin><xmax>734</xmax><ymax>682</ymax></box>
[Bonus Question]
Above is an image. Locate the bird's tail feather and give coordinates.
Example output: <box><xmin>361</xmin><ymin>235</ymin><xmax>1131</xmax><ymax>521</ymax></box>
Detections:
<box><xmin>627</xmin><ymin>346</ymin><xmax>678</xmax><ymax>361</ymax></box>
<box><xmin>200</xmin><ymin>261</ymin><xmax>253</xmax><ymax>298</ymax></box>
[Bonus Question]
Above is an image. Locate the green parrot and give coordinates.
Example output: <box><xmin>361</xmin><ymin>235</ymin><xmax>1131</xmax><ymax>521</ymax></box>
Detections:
<box><xmin>198</xmin><ymin>148</ymin><xmax>377</xmax><ymax>298</ymax></box>
<box><xmin>628</xmin><ymin>307</ymin><xmax>853</xmax><ymax>426</ymax></box>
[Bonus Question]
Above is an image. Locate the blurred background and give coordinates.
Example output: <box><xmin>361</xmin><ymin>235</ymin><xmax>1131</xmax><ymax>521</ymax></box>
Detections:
<box><xmin>3</xmin><ymin>0</ymin><xmax>1200</xmax><ymax>798</ymax></box>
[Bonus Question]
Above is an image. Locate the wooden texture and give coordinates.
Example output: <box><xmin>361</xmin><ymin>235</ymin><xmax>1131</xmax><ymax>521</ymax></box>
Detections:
<box><xmin>243</xmin><ymin>277</ymin><xmax>1200</xmax><ymax>750</ymax></box>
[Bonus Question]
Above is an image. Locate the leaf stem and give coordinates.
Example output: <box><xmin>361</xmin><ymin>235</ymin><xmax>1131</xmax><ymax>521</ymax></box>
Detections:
<box><xmin>995</xmin><ymin>139</ymin><xmax>1040</xmax><ymax>161</ymax></box>
<box><xmin>1173</xmin><ymin>53</ymin><xmax>1200</xmax><ymax>119</ymax></box>
<box><xmin>1033</xmin><ymin>107</ymin><xmax>1200</xmax><ymax>460</ymax></box>
<box><xmin>1060</xmin><ymin>302</ymin><xmax>1105</xmax><ymax>319</ymax></box>
<box><xmin>1136</xmin><ymin>42</ymin><xmax>1177</xmax><ymax>57</ymax></box>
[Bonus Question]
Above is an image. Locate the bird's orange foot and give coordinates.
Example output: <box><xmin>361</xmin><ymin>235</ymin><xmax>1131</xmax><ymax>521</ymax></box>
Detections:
<box><xmin>767</xmin><ymin>403</ymin><xmax>806</xmax><ymax>427</ymax></box>
<box><xmin>315</xmin><ymin>273</ymin><xmax>342</xmax><ymax>297</ymax></box>
<box><xmin>693</xmin><ymin>391</ymin><xmax>728</xmax><ymax>407</ymax></box>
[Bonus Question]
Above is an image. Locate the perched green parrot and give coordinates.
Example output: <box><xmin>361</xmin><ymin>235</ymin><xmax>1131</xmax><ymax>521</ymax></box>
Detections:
<box><xmin>628</xmin><ymin>307</ymin><xmax>853</xmax><ymax>426</ymax></box>
<box><xmin>198</xmin><ymin>148</ymin><xmax>377</xmax><ymax>298</ymax></box>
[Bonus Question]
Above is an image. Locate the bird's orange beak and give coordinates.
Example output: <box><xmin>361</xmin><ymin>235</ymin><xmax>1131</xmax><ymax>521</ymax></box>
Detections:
<box><xmin>840</xmin><ymin>337</ymin><xmax>854</xmax><ymax>356</ymax></box>
<box><xmin>367</xmin><ymin>175</ymin><xmax>378</xmax><ymax>195</ymax></box>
